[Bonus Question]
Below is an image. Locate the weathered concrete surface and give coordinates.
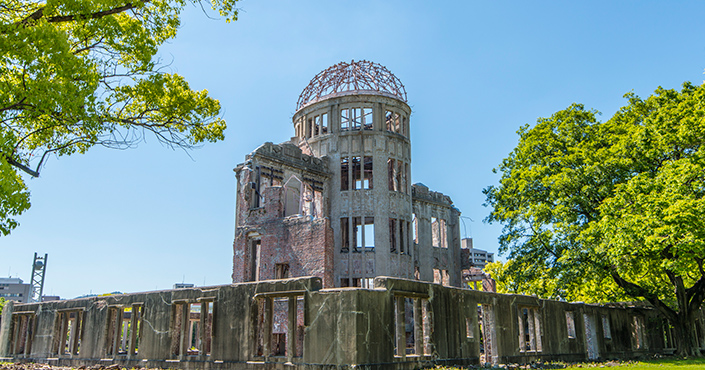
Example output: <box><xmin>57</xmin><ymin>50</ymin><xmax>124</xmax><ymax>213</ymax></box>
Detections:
<box><xmin>2</xmin><ymin>277</ymin><xmax>701</xmax><ymax>370</ymax></box>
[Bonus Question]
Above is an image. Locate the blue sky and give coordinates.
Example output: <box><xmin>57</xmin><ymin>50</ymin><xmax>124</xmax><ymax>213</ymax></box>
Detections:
<box><xmin>3</xmin><ymin>1</ymin><xmax>705</xmax><ymax>299</ymax></box>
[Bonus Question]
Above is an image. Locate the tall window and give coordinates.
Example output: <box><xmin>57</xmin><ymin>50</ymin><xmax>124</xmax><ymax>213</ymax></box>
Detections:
<box><xmin>352</xmin><ymin>156</ymin><xmax>362</xmax><ymax>189</ymax></box>
<box><xmin>341</xmin><ymin>109</ymin><xmax>350</xmax><ymax>131</ymax></box>
<box><xmin>343</xmin><ymin>216</ymin><xmax>374</xmax><ymax>253</ymax></box>
<box><xmin>386</xmin><ymin>110</ymin><xmax>402</xmax><ymax>134</ymax></box>
<box><xmin>341</xmin><ymin>218</ymin><xmax>349</xmax><ymax>252</ymax></box>
<box><xmin>389</xmin><ymin>218</ymin><xmax>397</xmax><ymax>253</ymax></box>
<box><xmin>363</xmin><ymin>156</ymin><xmax>373</xmax><ymax>189</ymax></box>
<box><xmin>341</xmin><ymin>158</ymin><xmax>349</xmax><ymax>190</ymax></box>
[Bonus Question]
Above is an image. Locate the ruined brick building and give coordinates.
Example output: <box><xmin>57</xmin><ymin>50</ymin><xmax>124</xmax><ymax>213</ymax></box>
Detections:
<box><xmin>2</xmin><ymin>61</ymin><xmax>705</xmax><ymax>369</ymax></box>
<box><xmin>233</xmin><ymin>60</ymin><xmax>468</xmax><ymax>289</ymax></box>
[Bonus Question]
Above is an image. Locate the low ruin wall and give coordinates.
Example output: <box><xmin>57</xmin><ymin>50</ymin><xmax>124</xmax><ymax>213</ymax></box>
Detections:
<box><xmin>1</xmin><ymin>277</ymin><xmax>703</xmax><ymax>369</ymax></box>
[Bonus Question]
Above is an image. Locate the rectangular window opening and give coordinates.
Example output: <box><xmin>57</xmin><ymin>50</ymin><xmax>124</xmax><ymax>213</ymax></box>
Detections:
<box><xmin>388</xmin><ymin>159</ymin><xmax>395</xmax><ymax>191</ymax></box>
<box><xmin>363</xmin><ymin>108</ymin><xmax>373</xmax><ymax>130</ymax></box>
<box><xmin>341</xmin><ymin>218</ymin><xmax>350</xmax><ymax>253</ymax></box>
<box><xmin>353</xmin><ymin>217</ymin><xmax>362</xmax><ymax>252</ymax></box>
<box><xmin>275</xmin><ymin>263</ymin><xmax>290</xmax><ymax>279</ymax></box>
<box><xmin>341</xmin><ymin>157</ymin><xmax>349</xmax><ymax>191</ymax></box>
<box><xmin>477</xmin><ymin>304</ymin><xmax>485</xmax><ymax>356</ymax></box>
<box><xmin>431</xmin><ymin>217</ymin><xmax>440</xmax><ymax>247</ymax></box>
<box><xmin>518</xmin><ymin>306</ymin><xmax>542</xmax><ymax>352</ymax></box>
<box><xmin>400</xmin><ymin>220</ymin><xmax>405</xmax><ymax>254</ymax></box>
<box><xmin>364</xmin><ymin>217</ymin><xmax>375</xmax><ymax>251</ymax></box>
<box><xmin>395</xmin><ymin>161</ymin><xmax>403</xmax><ymax>192</ymax></box>
<box><xmin>321</xmin><ymin>113</ymin><xmax>328</xmax><ymax>134</ymax></box>
<box><xmin>11</xmin><ymin>313</ymin><xmax>36</xmax><ymax>356</ymax></box>
<box><xmin>341</xmin><ymin>108</ymin><xmax>350</xmax><ymax>131</ymax></box>
<box><xmin>313</xmin><ymin>116</ymin><xmax>320</xmax><ymax>136</ymax></box>
<box><xmin>602</xmin><ymin>315</ymin><xmax>612</xmax><ymax>339</ymax></box>
<box><xmin>363</xmin><ymin>156</ymin><xmax>373</xmax><ymax>189</ymax></box>
<box><xmin>271</xmin><ymin>298</ymin><xmax>288</xmax><ymax>357</ymax></box>
<box><xmin>566</xmin><ymin>311</ymin><xmax>576</xmax><ymax>339</ymax></box>
<box><xmin>352</xmin><ymin>108</ymin><xmax>362</xmax><ymax>130</ymax></box>
<box><xmin>389</xmin><ymin>218</ymin><xmax>397</xmax><ymax>253</ymax></box>
<box><xmin>386</xmin><ymin>111</ymin><xmax>401</xmax><ymax>133</ymax></box>
<box><xmin>352</xmin><ymin>156</ymin><xmax>362</xmax><ymax>190</ymax></box>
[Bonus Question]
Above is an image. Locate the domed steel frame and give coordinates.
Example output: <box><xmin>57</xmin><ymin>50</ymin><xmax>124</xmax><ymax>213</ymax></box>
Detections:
<box><xmin>296</xmin><ymin>60</ymin><xmax>407</xmax><ymax>110</ymax></box>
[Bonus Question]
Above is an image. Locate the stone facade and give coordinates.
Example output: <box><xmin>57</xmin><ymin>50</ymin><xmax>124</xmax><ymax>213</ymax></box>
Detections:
<box><xmin>233</xmin><ymin>61</ymin><xmax>470</xmax><ymax>289</ymax></box>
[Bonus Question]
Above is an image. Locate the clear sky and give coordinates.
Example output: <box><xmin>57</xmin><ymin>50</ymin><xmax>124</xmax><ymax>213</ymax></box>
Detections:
<box><xmin>2</xmin><ymin>1</ymin><xmax>705</xmax><ymax>299</ymax></box>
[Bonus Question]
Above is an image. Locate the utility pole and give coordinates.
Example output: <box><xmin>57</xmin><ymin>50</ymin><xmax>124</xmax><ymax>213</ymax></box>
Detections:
<box><xmin>29</xmin><ymin>253</ymin><xmax>48</xmax><ymax>303</ymax></box>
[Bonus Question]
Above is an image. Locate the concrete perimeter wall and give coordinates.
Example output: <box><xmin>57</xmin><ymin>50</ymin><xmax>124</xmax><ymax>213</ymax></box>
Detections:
<box><xmin>1</xmin><ymin>277</ymin><xmax>703</xmax><ymax>370</ymax></box>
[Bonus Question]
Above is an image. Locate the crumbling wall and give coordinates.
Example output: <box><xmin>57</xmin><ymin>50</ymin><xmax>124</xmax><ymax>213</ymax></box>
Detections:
<box><xmin>412</xmin><ymin>184</ymin><xmax>462</xmax><ymax>287</ymax></box>
<box><xmin>233</xmin><ymin>142</ymin><xmax>334</xmax><ymax>287</ymax></box>
<box><xmin>0</xmin><ymin>277</ymin><xmax>700</xmax><ymax>370</ymax></box>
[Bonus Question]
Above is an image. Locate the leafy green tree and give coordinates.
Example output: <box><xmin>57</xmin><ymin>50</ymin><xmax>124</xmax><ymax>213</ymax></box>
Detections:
<box><xmin>0</xmin><ymin>0</ymin><xmax>238</xmax><ymax>235</ymax></box>
<box><xmin>485</xmin><ymin>83</ymin><xmax>705</xmax><ymax>356</ymax></box>
<box><xmin>0</xmin><ymin>297</ymin><xmax>5</xmax><ymax>316</ymax></box>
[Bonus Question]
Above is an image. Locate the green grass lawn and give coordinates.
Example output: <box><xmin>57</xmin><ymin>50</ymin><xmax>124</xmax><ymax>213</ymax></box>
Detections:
<box><xmin>564</xmin><ymin>358</ymin><xmax>705</xmax><ymax>370</ymax></box>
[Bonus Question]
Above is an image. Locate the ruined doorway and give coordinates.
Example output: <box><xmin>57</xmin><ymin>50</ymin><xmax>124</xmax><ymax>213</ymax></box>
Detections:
<box><xmin>583</xmin><ymin>313</ymin><xmax>599</xmax><ymax>360</ymax></box>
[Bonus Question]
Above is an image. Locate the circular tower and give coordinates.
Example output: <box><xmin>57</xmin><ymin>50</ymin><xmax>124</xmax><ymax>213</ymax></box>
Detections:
<box><xmin>292</xmin><ymin>60</ymin><xmax>414</xmax><ymax>287</ymax></box>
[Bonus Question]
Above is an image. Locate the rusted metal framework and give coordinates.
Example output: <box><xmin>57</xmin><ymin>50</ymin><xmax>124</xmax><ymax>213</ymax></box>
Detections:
<box><xmin>296</xmin><ymin>60</ymin><xmax>407</xmax><ymax>110</ymax></box>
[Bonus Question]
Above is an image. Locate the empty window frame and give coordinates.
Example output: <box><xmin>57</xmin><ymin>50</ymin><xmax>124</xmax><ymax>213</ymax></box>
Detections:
<box><xmin>341</xmin><ymin>157</ymin><xmax>349</xmax><ymax>191</ymax></box>
<box><xmin>320</xmin><ymin>113</ymin><xmax>328</xmax><ymax>134</ymax></box>
<box><xmin>477</xmin><ymin>304</ymin><xmax>486</xmax><ymax>355</ymax></box>
<box><xmin>249</xmin><ymin>239</ymin><xmax>261</xmax><ymax>282</ymax></box>
<box><xmin>364</xmin><ymin>217</ymin><xmax>375</xmax><ymax>251</ymax></box>
<box><xmin>432</xmin><ymin>269</ymin><xmax>450</xmax><ymax>286</ymax></box>
<box><xmin>10</xmin><ymin>312</ymin><xmax>36</xmax><ymax>356</ymax></box>
<box><xmin>341</xmin><ymin>108</ymin><xmax>351</xmax><ymax>131</ymax></box>
<box><xmin>566</xmin><ymin>311</ymin><xmax>576</xmax><ymax>339</ymax></box>
<box><xmin>632</xmin><ymin>315</ymin><xmax>646</xmax><ymax>350</ymax></box>
<box><xmin>275</xmin><ymin>263</ymin><xmax>290</xmax><ymax>279</ymax></box>
<box><xmin>412</xmin><ymin>214</ymin><xmax>418</xmax><ymax>244</ymax></box>
<box><xmin>106</xmin><ymin>305</ymin><xmax>142</xmax><ymax>357</ymax></box>
<box><xmin>363</xmin><ymin>156</ymin><xmax>373</xmax><ymax>189</ymax></box>
<box><xmin>341</xmin><ymin>107</ymin><xmax>373</xmax><ymax>131</ymax></box>
<box><xmin>387</xmin><ymin>159</ymin><xmax>407</xmax><ymax>193</ymax></box>
<box><xmin>386</xmin><ymin>111</ymin><xmax>402</xmax><ymax>134</ymax></box>
<box><xmin>394</xmin><ymin>296</ymin><xmax>432</xmax><ymax>357</ymax></box>
<box><xmin>602</xmin><ymin>315</ymin><xmax>612</xmax><ymax>339</ymax></box>
<box><xmin>431</xmin><ymin>217</ymin><xmax>447</xmax><ymax>248</ymax></box>
<box><xmin>172</xmin><ymin>301</ymin><xmax>214</xmax><ymax>357</ymax></box>
<box><xmin>395</xmin><ymin>160</ymin><xmax>403</xmax><ymax>193</ymax></box>
<box><xmin>353</xmin><ymin>216</ymin><xmax>375</xmax><ymax>251</ymax></box>
<box><xmin>389</xmin><ymin>218</ymin><xmax>397</xmax><ymax>253</ymax></box>
<box><xmin>388</xmin><ymin>159</ymin><xmax>396</xmax><ymax>191</ymax></box>
<box><xmin>518</xmin><ymin>306</ymin><xmax>542</xmax><ymax>352</ymax></box>
<box><xmin>400</xmin><ymin>221</ymin><xmax>407</xmax><ymax>254</ymax></box>
<box><xmin>341</xmin><ymin>218</ymin><xmax>350</xmax><ymax>252</ymax></box>
<box><xmin>254</xmin><ymin>294</ymin><xmax>305</xmax><ymax>359</ymax></box>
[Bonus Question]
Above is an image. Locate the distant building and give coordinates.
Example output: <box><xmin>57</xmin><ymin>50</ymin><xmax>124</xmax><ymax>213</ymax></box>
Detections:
<box><xmin>173</xmin><ymin>283</ymin><xmax>195</xmax><ymax>289</ymax></box>
<box><xmin>461</xmin><ymin>238</ymin><xmax>494</xmax><ymax>268</ymax></box>
<box><xmin>41</xmin><ymin>295</ymin><xmax>61</xmax><ymax>302</ymax></box>
<box><xmin>0</xmin><ymin>277</ymin><xmax>31</xmax><ymax>303</ymax></box>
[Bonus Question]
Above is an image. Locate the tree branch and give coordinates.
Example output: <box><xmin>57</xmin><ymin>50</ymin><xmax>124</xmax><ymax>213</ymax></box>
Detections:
<box><xmin>2</xmin><ymin>153</ymin><xmax>39</xmax><ymax>177</ymax></box>
<box><xmin>13</xmin><ymin>3</ymin><xmax>142</xmax><ymax>29</ymax></box>
<box><xmin>609</xmin><ymin>267</ymin><xmax>678</xmax><ymax>322</ymax></box>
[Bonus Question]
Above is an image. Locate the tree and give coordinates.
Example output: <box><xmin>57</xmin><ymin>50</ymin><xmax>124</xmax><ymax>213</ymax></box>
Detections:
<box><xmin>484</xmin><ymin>82</ymin><xmax>705</xmax><ymax>356</ymax></box>
<box><xmin>0</xmin><ymin>297</ymin><xmax>5</xmax><ymax>316</ymax></box>
<box><xmin>0</xmin><ymin>0</ymin><xmax>238</xmax><ymax>235</ymax></box>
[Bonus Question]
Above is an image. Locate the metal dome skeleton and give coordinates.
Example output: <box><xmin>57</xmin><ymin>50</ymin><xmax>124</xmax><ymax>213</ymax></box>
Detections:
<box><xmin>296</xmin><ymin>60</ymin><xmax>407</xmax><ymax>110</ymax></box>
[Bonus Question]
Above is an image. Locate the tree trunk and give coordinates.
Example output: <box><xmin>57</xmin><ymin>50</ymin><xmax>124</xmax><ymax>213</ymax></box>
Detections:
<box><xmin>673</xmin><ymin>314</ymin><xmax>702</xmax><ymax>357</ymax></box>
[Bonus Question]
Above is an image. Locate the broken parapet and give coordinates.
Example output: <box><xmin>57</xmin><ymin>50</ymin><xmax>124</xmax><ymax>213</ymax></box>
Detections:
<box><xmin>2</xmin><ymin>277</ymin><xmax>700</xmax><ymax>369</ymax></box>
